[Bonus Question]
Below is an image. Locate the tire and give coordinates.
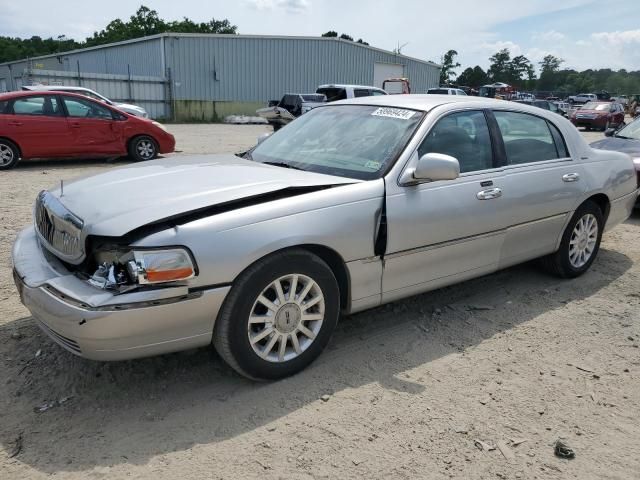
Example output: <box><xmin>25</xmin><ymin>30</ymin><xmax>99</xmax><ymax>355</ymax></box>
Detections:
<box><xmin>540</xmin><ymin>200</ymin><xmax>604</xmax><ymax>278</ymax></box>
<box><xmin>213</xmin><ymin>249</ymin><xmax>340</xmax><ymax>380</ymax></box>
<box><xmin>128</xmin><ymin>135</ymin><xmax>158</xmax><ymax>162</ymax></box>
<box><xmin>0</xmin><ymin>139</ymin><xmax>20</xmax><ymax>170</ymax></box>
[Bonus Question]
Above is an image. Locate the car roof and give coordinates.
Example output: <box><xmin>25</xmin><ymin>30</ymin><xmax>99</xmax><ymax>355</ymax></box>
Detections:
<box><xmin>23</xmin><ymin>85</ymin><xmax>91</xmax><ymax>92</ymax></box>
<box><xmin>332</xmin><ymin>94</ymin><xmax>509</xmax><ymax>111</ymax></box>
<box><xmin>317</xmin><ymin>84</ymin><xmax>385</xmax><ymax>90</ymax></box>
<box><xmin>0</xmin><ymin>90</ymin><xmax>112</xmax><ymax>103</ymax></box>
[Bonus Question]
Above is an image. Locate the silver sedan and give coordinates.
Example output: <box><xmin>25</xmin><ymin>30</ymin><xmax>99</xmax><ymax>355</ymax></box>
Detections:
<box><xmin>12</xmin><ymin>95</ymin><xmax>639</xmax><ymax>380</ymax></box>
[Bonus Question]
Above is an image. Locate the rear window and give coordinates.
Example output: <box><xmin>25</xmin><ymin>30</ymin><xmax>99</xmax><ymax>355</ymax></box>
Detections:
<box><xmin>316</xmin><ymin>88</ymin><xmax>347</xmax><ymax>102</ymax></box>
<box><xmin>427</xmin><ymin>89</ymin><xmax>449</xmax><ymax>94</ymax></box>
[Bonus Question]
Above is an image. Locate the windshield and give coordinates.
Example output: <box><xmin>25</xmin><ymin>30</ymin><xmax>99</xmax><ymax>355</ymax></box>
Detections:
<box><xmin>582</xmin><ymin>102</ymin><xmax>609</xmax><ymax>111</ymax></box>
<box><xmin>251</xmin><ymin>105</ymin><xmax>424</xmax><ymax>180</ymax></box>
<box><xmin>615</xmin><ymin>118</ymin><xmax>640</xmax><ymax>140</ymax></box>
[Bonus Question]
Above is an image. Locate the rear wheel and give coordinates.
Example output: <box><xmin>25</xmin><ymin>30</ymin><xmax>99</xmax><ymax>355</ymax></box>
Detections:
<box><xmin>213</xmin><ymin>249</ymin><xmax>340</xmax><ymax>380</ymax></box>
<box><xmin>0</xmin><ymin>139</ymin><xmax>19</xmax><ymax>170</ymax></box>
<box><xmin>128</xmin><ymin>136</ymin><xmax>158</xmax><ymax>162</ymax></box>
<box><xmin>540</xmin><ymin>201</ymin><xmax>604</xmax><ymax>278</ymax></box>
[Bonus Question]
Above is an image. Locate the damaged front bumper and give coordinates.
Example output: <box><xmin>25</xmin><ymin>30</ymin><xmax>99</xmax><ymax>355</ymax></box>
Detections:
<box><xmin>12</xmin><ymin>227</ymin><xmax>230</xmax><ymax>361</ymax></box>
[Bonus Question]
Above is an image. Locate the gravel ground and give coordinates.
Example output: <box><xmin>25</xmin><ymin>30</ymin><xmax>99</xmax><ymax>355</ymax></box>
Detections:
<box><xmin>0</xmin><ymin>123</ymin><xmax>639</xmax><ymax>480</ymax></box>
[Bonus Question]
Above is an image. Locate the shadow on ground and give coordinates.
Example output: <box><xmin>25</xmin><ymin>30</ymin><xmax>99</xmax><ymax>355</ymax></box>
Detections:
<box><xmin>0</xmin><ymin>246</ymin><xmax>633</xmax><ymax>473</ymax></box>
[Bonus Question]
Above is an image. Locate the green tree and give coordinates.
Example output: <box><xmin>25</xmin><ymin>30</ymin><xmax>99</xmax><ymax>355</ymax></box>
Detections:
<box><xmin>509</xmin><ymin>55</ymin><xmax>536</xmax><ymax>87</ymax></box>
<box><xmin>487</xmin><ymin>48</ymin><xmax>511</xmax><ymax>82</ymax></box>
<box><xmin>538</xmin><ymin>54</ymin><xmax>564</xmax><ymax>91</ymax></box>
<box><xmin>456</xmin><ymin>65</ymin><xmax>489</xmax><ymax>87</ymax></box>
<box><xmin>321</xmin><ymin>31</ymin><xmax>338</xmax><ymax>38</ymax></box>
<box><xmin>85</xmin><ymin>5</ymin><xmax>237</xmax><ymax>47</ymax></box>
<box><xmin>439</xmin><ymin>49</ymin><xmax>461</xmax><ymax>85</ymax></box>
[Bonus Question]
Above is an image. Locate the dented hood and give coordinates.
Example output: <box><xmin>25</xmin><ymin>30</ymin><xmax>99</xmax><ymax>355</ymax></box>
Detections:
<box><xmin>52</xmin><ymin>154</ymin><xmax>355</xmax><ymax>237</ymax></box>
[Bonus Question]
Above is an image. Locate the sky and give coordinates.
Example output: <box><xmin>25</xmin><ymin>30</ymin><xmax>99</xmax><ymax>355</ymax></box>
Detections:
<box><xmin>2</xmin><ymin>0</ymin><xmax>640</xmax><ymax>74</ymax></box>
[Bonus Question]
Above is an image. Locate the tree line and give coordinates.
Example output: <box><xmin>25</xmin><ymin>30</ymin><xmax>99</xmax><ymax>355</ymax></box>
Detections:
<box><xmin>441</xmin><ymin>49</ymin><xmax>640</xmax><ymax>95</ymax></box>
<box><xmin>0</xmin><ymin>6</ymin><xmax>237</xmax><ymax>64</ymax></box>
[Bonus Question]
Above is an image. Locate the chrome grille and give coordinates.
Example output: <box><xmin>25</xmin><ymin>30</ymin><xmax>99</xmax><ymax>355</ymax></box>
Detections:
<box><xmin>34</xmin><ymin>191</ymin><xmax>84</xmax><ymax>263</ymax></box>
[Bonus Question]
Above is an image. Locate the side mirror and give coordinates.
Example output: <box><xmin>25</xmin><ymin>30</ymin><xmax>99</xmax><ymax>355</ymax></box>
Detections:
<box><xmin>268</xmin><ymin>100</ymin><xmax>279</xmax><ymax>107</ymax></box>
<box><xmin>257</xmin><ymin>132</ymin><xmax>272</xmax><ymax>144</ymax></box>
<box><xmin>604</xmin><ymin>128</ymin><xmax>616</xmax><ymax>137</ymax></box>
<box><xmin>404</xmin><ymin>153</ymin><xmax>460</xmax><ymax>184</ymax></box>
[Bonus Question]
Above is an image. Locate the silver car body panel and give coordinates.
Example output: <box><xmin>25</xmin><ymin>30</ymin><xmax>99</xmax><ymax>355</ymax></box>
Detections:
<box><xmin>13</xmin><ymin>94</ymin><xmax>639</xmax><ymax>361</ymax></box>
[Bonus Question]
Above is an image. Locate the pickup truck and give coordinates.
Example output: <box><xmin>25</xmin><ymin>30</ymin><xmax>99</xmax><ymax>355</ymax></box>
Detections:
<box><xmin>568</xmin><ymin>93</ymin><xmax>597</xmax><ymax>104</ymax></box>
<box><xmin>316</xmin><ymin>84</ymin><xmax>388</xmax><ymax>100</ymax></box>
<box><xmin>257</xmin><ymin>84</ymin><xmax>388</xmax><ymax>130</ymax></box>
<box><xmin>256</xmin><ymin>93</ymin><xmax>326</xmax><ymax>131</ymax></box>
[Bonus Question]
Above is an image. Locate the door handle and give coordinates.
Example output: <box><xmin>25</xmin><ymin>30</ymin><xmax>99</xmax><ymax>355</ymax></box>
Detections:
<box><xmin>562</xmin><ymin>173</ymin><xmax>580</xmax><ymax>182</ymax></box>
<box><xmin>70</xmin><ymin>122</ymin><xmax>82</xmax><ymax>128</ymax></box>
<box><xmin>477</xmin><ymin>188</ymin><xmax>502</xmax><ymax>200</ymax></box>
<box><xmin>8</xmin><ymin>121</ymin><xmax>23</xmax><ymax>126</ymax></box>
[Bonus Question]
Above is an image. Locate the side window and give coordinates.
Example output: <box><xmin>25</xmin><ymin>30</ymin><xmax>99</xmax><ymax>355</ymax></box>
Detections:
<box><xmin>548</xmin><ymin>122</ymin><xmax>569</xmax><ymax>158</ymax></box>
<box><xmin>353</xmin><ymin>89</ymin><xmax>370</xmax><ymax>98</ymax></box>
<box><xmin>0</xmin><ymin>100</ymin><xmax>8</xmax><ymax>114</ymax></box>
<box><xmin>418</xmin><ymin>110</ymin><xmax>494</xmax><ymax>173</ymax></box>
<box><xmin>371</xmin><ymin>89</ymin><xmax>387</xmax><ymax>96</ymax></box>
<box><xmin>494</xmin><ymin>111</ymin><xmax>563</xmax><ymax>165</ymax></box>
<box><xmin>12</xmin><ymin>96</ymin><xmax>62</xmax><ymax>116</ymax></box>
<box><xmin>63</xmin><ymin>96</ymin><xmax>113</xmax><ymax>120</ymax></box>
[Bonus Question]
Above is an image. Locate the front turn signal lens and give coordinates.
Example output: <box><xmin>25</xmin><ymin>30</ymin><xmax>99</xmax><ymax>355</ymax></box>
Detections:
<box><xmin>129</xmin><ymin>249</ymin><xmax>196</xmax><ymax>285</ymax></box>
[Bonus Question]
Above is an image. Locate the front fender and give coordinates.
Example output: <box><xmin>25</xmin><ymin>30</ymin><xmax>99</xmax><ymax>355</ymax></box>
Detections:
<box><xmin>133</xmin><ymin>180</ymin><xmax>385</xmax><ymax>289</ymax></box>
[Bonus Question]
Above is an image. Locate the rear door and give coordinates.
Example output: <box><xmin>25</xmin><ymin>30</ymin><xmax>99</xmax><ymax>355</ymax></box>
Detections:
<box><xmin>6</xmin><ymin>95</ymin><xmax>73</xmax><ymax>158</ymax></box>
<box><xmin>60</xmin><ymin>95</ymin><xmax>123</xmax><ymax>156</ymax></box>
<box><xmin>491</xmin><ymin>110</ymin><xmax>587</xmax><ymax>267</ymax></box>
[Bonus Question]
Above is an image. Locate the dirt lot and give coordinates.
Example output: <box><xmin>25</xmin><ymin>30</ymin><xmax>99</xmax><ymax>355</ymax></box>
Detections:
<box><xmin>1</xmin><ymin>124</ymin><xmax>639</xmax><ymax>480</ymax></box>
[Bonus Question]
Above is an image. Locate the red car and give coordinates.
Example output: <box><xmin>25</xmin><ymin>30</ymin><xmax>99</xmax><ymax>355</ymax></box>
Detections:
<box><xmin>0</xmin><ymin>91</ymin><xmax>175</xmax><ymax>170</ymax></box>
<box><xmin>570</xmin><ymin>101</ymin><xmax>625</xmax><ymax>131</ymax></box>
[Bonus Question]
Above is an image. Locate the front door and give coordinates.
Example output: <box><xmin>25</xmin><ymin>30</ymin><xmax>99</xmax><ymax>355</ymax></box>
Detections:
<box><xmin>60</xmin><ymin>95</ymin><xmax>121</xmax><ymax>156</ymax></box>
<box><xmin>383</xmin><ymin>110</ymin><xmax>509</xmax><ymax>302</ymax></box>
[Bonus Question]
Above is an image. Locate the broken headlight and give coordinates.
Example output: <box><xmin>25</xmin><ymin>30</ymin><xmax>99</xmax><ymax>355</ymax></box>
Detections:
<box><xmin>89</xmin><ymin>248</ymin><xmax>196</xmax><ymax>290</ymax></box>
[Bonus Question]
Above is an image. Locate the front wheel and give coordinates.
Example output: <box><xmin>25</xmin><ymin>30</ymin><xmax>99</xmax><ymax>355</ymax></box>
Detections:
<box><xmin>540</xmin><ymin>201</ymin><xmax>604</xmax><ymax>278</ymax></box>
<box><xmin>213</xmin><ymin>249</ymin><xmax>340</xmax><ymax>380</ymax></box>
<box><xmin>128</xmin><ymin>136</ymin><xmax>158</xmax><ymax>162</ymax></box>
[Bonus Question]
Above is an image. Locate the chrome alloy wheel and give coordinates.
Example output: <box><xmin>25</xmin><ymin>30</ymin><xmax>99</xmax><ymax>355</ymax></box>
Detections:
<box><xmin>0</xmin><ymin>144</ymin><xmax>14</xmax><ymax>166</ymax></box>
<box><xmin>569</xmin><ymin>213</ymin><xmax>598</xmax><ymax>268</ymax></box>
<box><xmin>136</xmin><ymin>139</ymin><xmax>155</xmax><ymax>159</ymax></box>
<box><xmin>247</xmin><ymin>274</ymin><xmax>325</xmax><ymax>363</ymax></box>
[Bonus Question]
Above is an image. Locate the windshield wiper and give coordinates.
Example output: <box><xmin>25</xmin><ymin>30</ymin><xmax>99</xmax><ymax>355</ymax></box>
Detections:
<box><xmin>614</xmin><ymin>134</ymin><xmax>635</xmax><ymax>140</ymax></box>
<box><xmin>262</xmin><ymin>161</ymin><xmax>305</xmax><ymax>171</ymax></box>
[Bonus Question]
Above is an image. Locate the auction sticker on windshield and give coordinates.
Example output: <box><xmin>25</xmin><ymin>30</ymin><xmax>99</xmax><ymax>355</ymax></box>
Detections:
<box><xmin>371</xmin><ymin>107</ymin><xmax>416</xmax><ymax>120</ymax></box>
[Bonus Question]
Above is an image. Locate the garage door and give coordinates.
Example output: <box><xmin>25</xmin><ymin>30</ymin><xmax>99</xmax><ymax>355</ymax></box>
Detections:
<box><xmin>373</xmin><ymin>63</ymin><xmax>405</xmax><ymax>89</ymax></box>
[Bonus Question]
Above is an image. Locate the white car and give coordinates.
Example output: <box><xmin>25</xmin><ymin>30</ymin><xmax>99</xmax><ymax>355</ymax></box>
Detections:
<box><xmin>426</xmin><ymin>87</ymin><xmax>467</xmax><ymax>96</ymax></box>
<box><xmin>568</xmin><ymin>93</ymin><xmax>597</xmax><ymax>104</ymax></box>
<box><xmin>22</xmin><ymin>85</ymin><xmax>149</xmax><ymax>118</ymax></box>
